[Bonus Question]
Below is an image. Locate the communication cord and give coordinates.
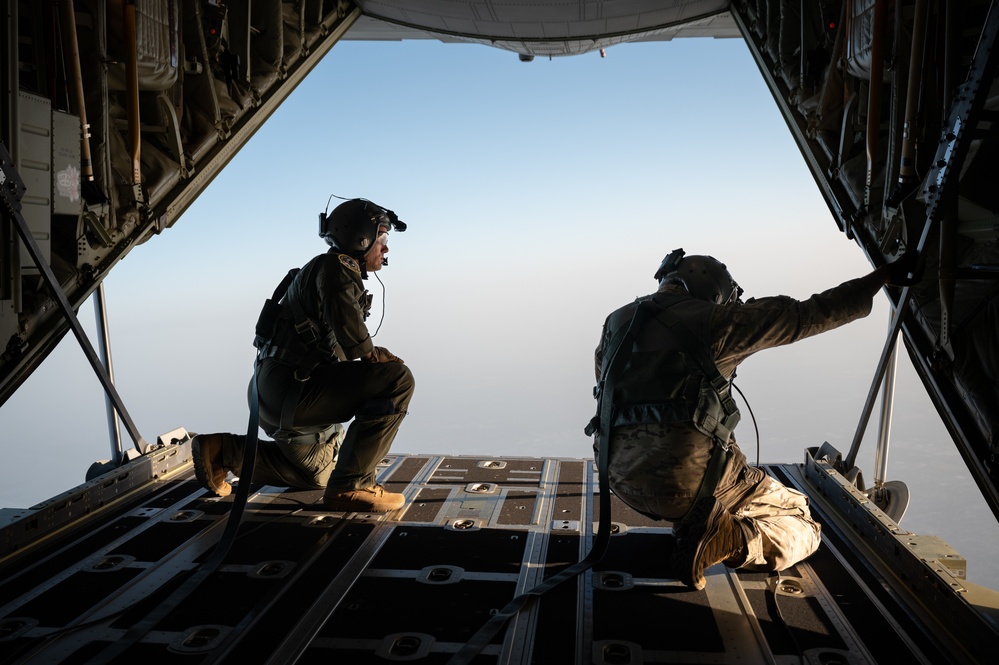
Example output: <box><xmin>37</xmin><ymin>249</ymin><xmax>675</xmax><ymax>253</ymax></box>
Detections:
<box><xmin>731</xmin><ymin>382</ymin><xmax>761</xmax><ymax>466</ymax></box>
<box><xmin>371</xmin><ymin>271</ymin><xmax>386</xmax><ymax>337</ymax></box>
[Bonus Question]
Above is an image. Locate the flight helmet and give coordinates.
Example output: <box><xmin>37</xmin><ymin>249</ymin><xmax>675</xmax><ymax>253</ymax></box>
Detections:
<box><xmin>654</xmin><ymin>248</ymin><xmax>742</xmax><ymax>305</ymax></box>
<box><xmin>319</xmin><ymin>198</ymin><xmax>406</xmax><ymax>254</ymax></box>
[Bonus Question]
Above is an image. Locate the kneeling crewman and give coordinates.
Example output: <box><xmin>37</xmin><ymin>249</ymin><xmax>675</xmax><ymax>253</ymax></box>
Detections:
<box><xmin>193</xmin><ymin>197</ymin><xmax>414</xmax><ymax>513</ymax></box>
<box><xmin>591</xmin><ymin>248</ymin><xmax>916</xmax><ymax>589</ymax></box>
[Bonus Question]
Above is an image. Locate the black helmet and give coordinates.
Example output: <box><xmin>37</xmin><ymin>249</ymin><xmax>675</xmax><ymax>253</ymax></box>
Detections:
<box><xmin>655</xmin><ymin>249</ymin><xmax>742</xmax><ymax>305</ymax></box>
<box><xmin>319</xmin><ymin>198</ymin><xmax>406</xmax><ymax>254</ymax></box>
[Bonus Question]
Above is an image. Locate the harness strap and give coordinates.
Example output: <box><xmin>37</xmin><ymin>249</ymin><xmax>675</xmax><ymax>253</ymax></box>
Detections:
<box><xmin>278</xmin><ymin>376</ymin><xmax>305</xmax><ymax>433</ymax></box>
<box><xmin>271</xmin><ymin>422</ymin><xmax>340</xmax><ymax>446</ymax></box>
<box><xmin>681</xmin><ymin>437</ymin><xmax>728</xmax><ymax>523</ymax></box>
<box><xmin>636</xmin><ymin>297</ymin><xmax>735</xmax><ymax>519</ymax></box>
<box><xmin>647</xmin><ymin>298</ymin><xmax>740</xmax><ymax>448</ymax></box>
<box><xmin>254</xmin><ymin>267</ymin><xmax>327</xmax><ymax>433</ymax></box>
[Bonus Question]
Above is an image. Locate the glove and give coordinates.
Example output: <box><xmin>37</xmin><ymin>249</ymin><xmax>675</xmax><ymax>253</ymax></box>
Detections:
<box><xmin>886</xmin><ymin>251</ymin><xmax>921</xmax><ymax>286</ymax></box>
<box><xmin>369</xmin><ymin>346</ymin><xmax>404</xmax><ymax>364</ymax></box>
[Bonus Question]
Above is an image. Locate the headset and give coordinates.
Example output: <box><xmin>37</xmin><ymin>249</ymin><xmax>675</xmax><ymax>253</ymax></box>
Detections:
<box><xmin>319</xmin><ymin>196</ymin><xmax>406</xmax><ymax>261</ymax></box>
<box><xmin>654</xmin><ymin>247</ymin><xmax>743</xmax><ymax>305</ymax></box>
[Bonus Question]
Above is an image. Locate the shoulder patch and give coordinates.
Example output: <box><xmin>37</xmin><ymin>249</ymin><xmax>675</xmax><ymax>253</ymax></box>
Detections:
<box><xmin>338</xmin><ymin>254</ymin><xmax>360</xmax><ymax>273</ymax></box>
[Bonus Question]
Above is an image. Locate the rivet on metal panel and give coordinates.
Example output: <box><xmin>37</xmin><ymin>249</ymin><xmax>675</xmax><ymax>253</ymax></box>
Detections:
<box><xmin>89</xmin><ymin>555</ymin><xmax>135</xmax><ymax>572</ymax></box>
<box><xmin>418</xmin><ymin>565</ymin><xmax>464</xmax><ymax>585</ymax></box>
<box><xmin>593</xmin><ymin>522</ymin><xmax>628</xmax><ymax>535</ymax></box>
<box><xmin>391</xmin><ymin>636</ymin><xmax>421</xmax><ymax>656</ymax></box>
<box><xmin>307</xmin><ymin>515</ymin><xmax>337</xmax><ymax>527</ymax></box>
<box><xmin>603</xmin><ymin>575</ymin><xmax>624</xmax><ymax>588</ymax></box>
<box><xmin>769</xmin><ymin>575</ymin><xmax>812</xmax><ymax>598</ymax></box>
<box><xmin>428</xmin><ymin>568</ymin><xmax>451</xmax><ymax>582</ymax></box>
<box><xmin>169</xmin><ymin>510</ymin><xmax>203</xmax><ymax>522</ymax></box>
<box><xmin>0</xmin><ymin>618</ymin><xmax>37</xmax><ymax>641</ymax></box>
<box><xmin>168</xmin><ymin>625</ymin><xmax>229</xmax><ymax>654</ymax></box>
<box><xmin>376</xmin><ymin>632</ymin><xmax>435</xmax><ymax>658</ymax></box>
<box><xmin>184</xmin><ymin>627</ymin><xmax>220</xmax><ymax>648</ymax></box>
<box><xmin>811</xmin><ymin>649</ymin><xmax>853</xmax><ymax>663</ymax></box>
<box><xmin>594</xmin><ymin>571</ymin><xmax>634</xmax><ymax>591</ymax></box>
<box><xmin>94</xmin><ymin>557</ymin><xmax>118</xmax><ymax>571</ymax></box>
<box><xmin>604</xmin><ymin>644</ymin><xmax>630</xmax><ymax>662</ymax></box>
<box><xmin>251</xmin><ymin>561</ymin><xmax>291</xmax><ymax>578</ymax></box>
<box><xmin>593</xmin><ymin>640</ymin><xmax>641</xmax><ymax>665</ymax></box>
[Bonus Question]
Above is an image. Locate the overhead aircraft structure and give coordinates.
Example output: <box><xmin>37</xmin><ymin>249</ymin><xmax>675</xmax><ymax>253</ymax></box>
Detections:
<box><xmin>0</xmin><ymin>1</ymin><xmax>997</xmax><ymax>663</ymax></box>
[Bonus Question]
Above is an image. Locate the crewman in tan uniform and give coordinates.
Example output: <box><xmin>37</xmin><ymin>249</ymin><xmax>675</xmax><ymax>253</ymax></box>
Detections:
<box><xmin>591</xmin><ymin>248</ymin><xmax>917</xmax><ymax>589</ymax></box>
<box><xmin>192</xmin><ymin>198</ymin><xmax>414</xmax><ymax>513</ymax></box>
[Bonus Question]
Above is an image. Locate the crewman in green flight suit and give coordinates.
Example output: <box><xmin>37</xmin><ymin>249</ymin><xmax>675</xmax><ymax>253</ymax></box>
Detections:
<box><xmin>192</xmin><ymin>198</ymin><xmax>414</xmax><ymax>513</ymax></box>
<box><xmin>591</xmin><ymin>249</ymin><xmax>917</xmax><ymax>589</ymax></box>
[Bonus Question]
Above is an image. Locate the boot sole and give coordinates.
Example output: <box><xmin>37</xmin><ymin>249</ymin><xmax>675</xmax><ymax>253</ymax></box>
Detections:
<box><xmin>322</xmin><ymin>500</ymin><xmax>404</xmax><ymax>513</ymax></box>
<box><xmin>323</xmin><ymin>493</ymin><xmax>405</xmax><ymax>513</ymax></box>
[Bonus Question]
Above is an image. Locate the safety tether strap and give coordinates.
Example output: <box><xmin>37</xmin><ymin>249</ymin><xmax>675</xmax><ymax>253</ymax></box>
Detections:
<box><xmin>254</xmin><ymin>268</ymin><xmax>313</xmax><ymax>433</ymax></box>
<box><xmin>279</xmin><ymin>378</ymin><xmax>306</xmax><ymax>432</ymax></box>
<box><xmin>447</xmin><ymin>302</ymin><xmax>655</xmax><ymax>665</ymax></box>
<box><xmin>650</xmin><ymin>302</ymin><xmax>740</xmax><ymax>444</ymax></box>
<box><xmin>86</xmin><ymin>361</ymin><xmax>264</xmax><ymax>665</ymax></box>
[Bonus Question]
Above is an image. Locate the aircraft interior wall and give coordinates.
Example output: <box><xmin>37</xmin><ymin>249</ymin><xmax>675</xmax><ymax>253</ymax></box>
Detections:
<box><xmin>731</xmin><ymin>0</ymin><xmax>999</xmax><ymax>516</ymax></box>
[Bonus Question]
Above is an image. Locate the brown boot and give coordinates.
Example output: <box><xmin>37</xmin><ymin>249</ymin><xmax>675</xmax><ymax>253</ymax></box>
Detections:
<box><xmin>191</xmin><ymin>433</ymin><xmax>233</xmax><ymax>497</ymax></box>
<box><xmin>323</xmin><ymin>484</ymin><xmax>405</xmax><ymax>513</ymax></box>
<box><xmin>673</xmin><ymin>496</ymin><xmax>747</xmax><ymax>590</ymax></box>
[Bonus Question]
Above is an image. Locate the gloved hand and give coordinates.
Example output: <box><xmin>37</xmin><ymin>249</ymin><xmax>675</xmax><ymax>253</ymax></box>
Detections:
<box><xmin>886</xmin><ymin>251</ymin><xmax>921</xmax><ymax>286</ymax></box>
<box><xmin>368</xmin><ymin>346</ymin><xmax>404</xmax><ymax>364</ymax></box>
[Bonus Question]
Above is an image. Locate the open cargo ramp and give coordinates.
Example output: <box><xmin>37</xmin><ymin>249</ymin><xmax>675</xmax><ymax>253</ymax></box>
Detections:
<box><xmin>1</xmin><ymin>439</ymin><xmax>997</xmax><ymax>664</ymax></box>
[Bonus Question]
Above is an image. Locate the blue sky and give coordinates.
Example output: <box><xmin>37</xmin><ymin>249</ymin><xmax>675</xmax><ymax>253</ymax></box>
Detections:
<box><xmin>1</xmin><ymin>36</ymin><xmax>996</xmax><ymax>585</ymax></box>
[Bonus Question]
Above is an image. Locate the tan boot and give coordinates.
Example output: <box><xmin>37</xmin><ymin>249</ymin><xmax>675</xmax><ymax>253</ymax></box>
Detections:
<box><xmin>323</xmin><ymin>484</ymin><xmax>405</xmax><ymax>513</ymax></box>
<box><xmin>673</xmin><ymin>496</ymin><xmax>747</xmax><ymax>590</ymax></box>
<box><xmin>191</xmin><ymin>433</ymin><xmax>233</xmax><ymax>497</ymax></box>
